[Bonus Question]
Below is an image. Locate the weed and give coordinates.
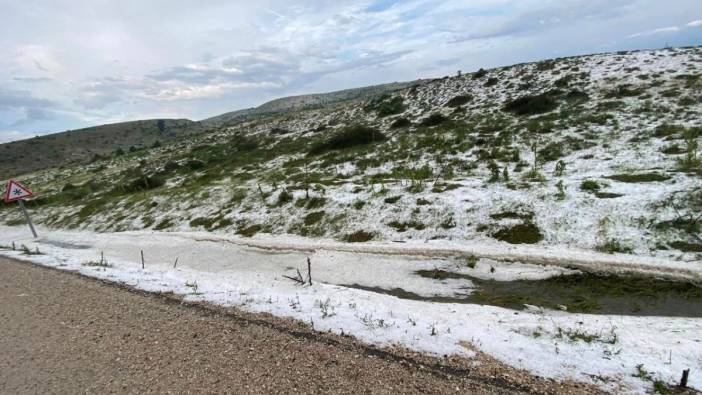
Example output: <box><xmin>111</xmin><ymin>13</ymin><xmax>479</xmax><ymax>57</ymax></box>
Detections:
<box><xmin>315</xmin><ymin>298</ymin><xmax>336</xmax><ymax>318</ymax></box>
<box><xmin>555</xmin><ymin>180</ymin><xmax>566</xmax><ymax>200</ymax></box>
<box><xmin>185</xmin><ymin>281</ymin><xmax>200</xmax><ymax>294</ymax></box>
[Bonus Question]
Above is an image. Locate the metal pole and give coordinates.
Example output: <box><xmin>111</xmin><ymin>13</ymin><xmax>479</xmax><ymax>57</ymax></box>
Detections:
<box><xmin>17</xmin><ymin>200</ymin><xmax>38</xmax><ymax>238</ymax></box>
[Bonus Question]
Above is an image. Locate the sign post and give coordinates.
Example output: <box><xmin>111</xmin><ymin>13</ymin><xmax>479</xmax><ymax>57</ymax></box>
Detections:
<box><xmin>4</xmin><ymin>180</ymin><xmax>37</xmax><ymax>238</ymax></box>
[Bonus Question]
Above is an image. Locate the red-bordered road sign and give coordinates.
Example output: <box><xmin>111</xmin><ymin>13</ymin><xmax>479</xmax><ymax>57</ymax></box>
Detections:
<box><xmin>4</xmin><ymin>180</ymin><xmax>34</xmax><ymax>203</ymax></box>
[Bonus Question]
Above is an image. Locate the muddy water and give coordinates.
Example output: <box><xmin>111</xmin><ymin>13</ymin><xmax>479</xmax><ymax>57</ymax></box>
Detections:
<box><xmin>344</xmin><ymin>270</ymin><xmax>702</xmax><ymax>317</ymax></box>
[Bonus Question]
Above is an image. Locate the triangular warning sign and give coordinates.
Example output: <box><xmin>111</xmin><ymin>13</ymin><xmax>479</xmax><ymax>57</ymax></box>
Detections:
<box><xmin>4</xmin><ymin>180</ymin><xmax>33</xmax><ymax>203</ymax></box>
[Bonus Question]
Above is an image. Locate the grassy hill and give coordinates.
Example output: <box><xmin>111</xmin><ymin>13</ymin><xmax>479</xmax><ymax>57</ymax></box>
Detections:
<box><xmin>201</xmin><ymin>80</ymin><xmax>427</xmax><ymax>127</ymax></box>
<box><xmin>0</xmin><ymin>119</ymin><xmax>206</xmax><ymax>180</ymax></box>
<box><xmin>2</xmin><ymin>46</ymin><xmax>701</xmax><ymax>260</ymax></box>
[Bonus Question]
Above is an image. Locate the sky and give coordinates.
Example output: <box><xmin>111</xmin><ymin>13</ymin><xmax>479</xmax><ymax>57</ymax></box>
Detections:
<box><xmin>1</xmin><ymin>0</ymin><xmax>701</xmax><ymax>143</ymax></box>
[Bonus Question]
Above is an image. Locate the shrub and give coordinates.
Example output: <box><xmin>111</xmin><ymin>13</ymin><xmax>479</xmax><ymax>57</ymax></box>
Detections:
<box><xmin>580</xmin><ymin>180</ymin><xmax>600</xmax><ymax>193</ymax></box>
<box><xmin>343</xmin><ymin>230</ymin><xmax>374</xmax><ymax>243</ymax></box>
<box><xmin>493</xmin><ymin>223</ymin><xmax>543</xmax><ymax>244</ymax></box>
<box><xmin>473</xmin><ymin>68</ymin><xmax>488</xmax><ymax>79</ymax></box>
<box><xmin>277</xmin><ymin>190</ymin><xmax>293</xmax><ymax>206</ymax></box>
<box><xmin>390</xmin><ymin>117</ymin><xmax>412</xmax><ymax>128</ymax></box>
<box><xmin>122</xmin><ymin>175</ymin><xmax>166</xmax><ymax>194</ymax></box>
<box><xmin>384</xmin><ymin>195</ymin><xmax>401</xmax><ymax>204</ymax></box>
<box><xmin>596</xmin><ymin>239</ymin><xmax>633</xmax><ymax>254</ymax></box>
<box><xmin>539</xmin><ymin>142</ymin><xmax>565</xmax><ymax>162</ymax></box>
<box><xmin>446</xmin><ymin>95</ymin><xmax>472</xmax><ymax>108</ymax></box>
<box><xmin>237</xmin><ymin>224</ymin><xmax>263</xmax><ymax>237</ymax></box>
<box><xmin>186</xmin><ymin>159</ymin><xmax>205</xmax><ymax>170</ymax></box>
<box><xmin>420</xmin><ymin>113</ymin><xmax>447</xmax><ymax>126</ymax></box>
<box><xmin>309</xmin><ymin>125</ymin><xmax>386</xmax><ymax>155</ymax></box>
<box><xmin>485</xmin><ymin>77</ymin><xmax>498</xmax><ymax>87</ymax></box>
<box><xmin>504</xmin><ymin>94</ymin><xmax>558</xmax><ymax>116</ymax></box>
<box><xmin>376</xmin><ymin>97</ymin><xmax>406</xmax><ymax>117</ymax></box>
<box><xmin>304</xmin><ymin>211</ymin><xmax>325</xmax><ymax>226</ymax></box>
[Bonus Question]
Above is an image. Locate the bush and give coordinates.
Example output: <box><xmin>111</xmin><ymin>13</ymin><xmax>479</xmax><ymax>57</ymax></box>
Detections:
<box><xmin>493</xmin><ymin>223</ymin><xmax>543</xmax><ymax>244</ymax></box>
<box><xmin>596</xmin><ymin>239</ymin><xmax>633</xmax><ymax>254</ymax></box>
<box><xmin>420</xmin><ymin>113</ymin><xmax>447</xmax><ymax>126</ymax></box>
<box><xmin>237</xmin><ymin>224</ymin><xmax>263</xmax><ymax>237</ymax></box>
<box><xmin>580</xmin><ymin>180</ymin><xmax>600</xmax><ymax>192</ymax></box>
<box><xmin>342</xmin><ymin>230</ymin><xmax>374</xmax><ymax>243</ymax></box>
<box><xmin>376</xmin><ymin>97</ymin><xmax>406</xmax><ymax>117</ymax></box>
<box><xmin>473</xmin><ymin>68</ymin><xmax>488</xmax><ymax>79</ymax></box>
<box><xmin>504</xmin><ymin>94</ymin><xmax>558</xmax><ymax>116</ymax></box>
<box><xmin>309</xmin><ymin>125</ymin><xmax>385</xmax><ymax>155</ymax></box>
<box><xmin>390</xmin><ymin>117</ymin><xmax>412</xmax><ymax>128</ymax></box>
<box><xmin>446</xmin><ymin>95</ymin><xmax>472</xmax><ymax>108</ymax></box>
<box><xmin>277</xmin><ymin>190</ymin><xmax>293</xmax><ymax>206</ymax></box>
<box><xmin>304</xmin><ymin>211</ymin><xmax>325</xmax><ymax>226</ymax></box>
<box><xmin>122</xmin><ymin>175</ymin><xmax>166</xmax><ymax>194</ymax></box>
<box><xmin>384</xmin><ymin>195</ymin><xmax>401</xmax><ymax>204</ymax></box>
<box><xmin>485</xmin><ymin>77</ymin><xmax>498</xmax><ymax>87</ymax></box>
<box><xmin>539</xmin><ymin>142</ymin><xmax>565</xmax><ymax>162</ymax></box>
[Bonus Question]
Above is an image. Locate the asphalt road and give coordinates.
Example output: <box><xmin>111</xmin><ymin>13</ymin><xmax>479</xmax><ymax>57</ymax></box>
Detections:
<box><xmin>0</xmin><ymin>257</ymin><xmax>599</xmax><ymax>394</ymax></box>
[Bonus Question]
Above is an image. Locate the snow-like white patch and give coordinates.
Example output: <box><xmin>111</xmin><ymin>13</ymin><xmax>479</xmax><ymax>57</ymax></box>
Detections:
<box><xmin>1</xmin><ymin>225</ymin><xmax>700</xmax><ymax>394</ymax></box>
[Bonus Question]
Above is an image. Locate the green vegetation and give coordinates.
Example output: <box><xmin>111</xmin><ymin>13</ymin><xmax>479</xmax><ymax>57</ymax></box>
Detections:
<box><xmin>446</xmin><ymin>95</ymin><xmax>472</xmax><ymax>107</ymax></box>
<box><xmin>580</xmin><ymin>180</ymin><xmax>601</xmax><ymax>192</ymax></box>
<box><xmin>342</xmin><ymin>230</ymin><xmax>374</xmax><ymax>243</ymax></box>
<box><xmin>605</xmin><ymin>173</ymin><xmax>671</xmax><ymax>183</ymax></box>
<box><xmin>493</xmin><ymin>223</ymin><xmax>543</xmax><ymax>244</ymax></box>
<box><xmin>309</xmin><ymin>125</ymin><xmax>385</xmax><ymax>155</ymax></box>
<box><xmin>304</xmin><ymin>211</ymin><xmax>325</xmax><ymax>226</ymax></box>
<box><xmin>237</xmin><ymin>224</ymin><xmax>263</xmax><ymax>237</ymax></box>
<box><xmin>504</xmin><ymin>94</ymin><xmax>558</xmax><ymax>116</ymax></box>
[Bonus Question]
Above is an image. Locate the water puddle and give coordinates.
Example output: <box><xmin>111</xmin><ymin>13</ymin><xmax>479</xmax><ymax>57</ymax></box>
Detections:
<box><xmin>344</xmin><ymin>270</ymin><xmax>702</xmax><ymax>317</ymax></box>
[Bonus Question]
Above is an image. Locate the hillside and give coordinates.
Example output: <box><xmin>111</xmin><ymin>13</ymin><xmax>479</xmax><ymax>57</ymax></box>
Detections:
<box><xmin>2</xmin><ymin>46</ymin><xmax>701</xmax><ymax>261</ymax></box>
<box><xmin>201</xmin><ymin>80</ymin><xmax>427</xmax><ymax>127</ymax></box>
<box><xmin>0</xmin><ymin>119</ymin><xmax>206</xmax><ymax>179</ymax></box>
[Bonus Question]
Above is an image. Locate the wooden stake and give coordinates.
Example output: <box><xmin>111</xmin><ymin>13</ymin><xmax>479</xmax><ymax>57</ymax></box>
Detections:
<box><xmin>680</xmin><ymin>369</ymin><xmax>690</xmax><ymax>388</ymax></box>
<box><xmin>173</xmin><ymin>257</ymin><xmax>179</xmax><ymax>269</ymax></box>
<box><xmin>307</xmin><ymin>257</ymin><xmax>312</xmax><ymax>286</ymax></box>
<box><xmin>140</xmin><ymin>250</ymin><xmax>145</xmax><ymax>269</ymax></box>
<box><xmin>17</xmin><ymin>200</ymin><xmax>37</xmax><ymax>238</ymax></box>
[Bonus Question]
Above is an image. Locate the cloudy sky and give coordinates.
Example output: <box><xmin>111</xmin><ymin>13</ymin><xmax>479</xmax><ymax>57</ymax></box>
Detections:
<box><xmin>1</xmin><ymin>0</ymin><xmax>701</xmax><ymax>143</ymax></box>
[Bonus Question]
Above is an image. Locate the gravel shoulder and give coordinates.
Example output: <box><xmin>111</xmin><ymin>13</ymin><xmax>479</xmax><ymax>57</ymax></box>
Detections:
<box><xmin>0</xmin><ymin>257</ymin><xmax>601</xmax><ymax>394</ymax></box>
